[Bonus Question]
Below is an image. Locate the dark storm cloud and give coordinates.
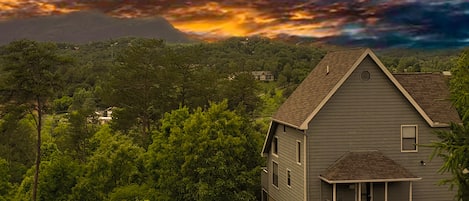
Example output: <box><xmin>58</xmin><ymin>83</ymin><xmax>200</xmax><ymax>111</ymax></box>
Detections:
<box><xmin>340</xmin><ymin>1</ymin><xmax>469</xmax><ymax>48</ymax></box>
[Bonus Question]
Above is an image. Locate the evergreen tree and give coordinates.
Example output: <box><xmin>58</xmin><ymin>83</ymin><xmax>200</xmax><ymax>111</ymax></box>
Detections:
<box><xmin>0</xmin><ymin>40</ymin><xmax>69</xmax><ymax>201</ymax></box>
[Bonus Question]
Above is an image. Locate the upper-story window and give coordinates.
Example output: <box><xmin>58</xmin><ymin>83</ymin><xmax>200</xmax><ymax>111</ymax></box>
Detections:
<box><xmin>272</xmin><ymin>161</ymin><xmax>279</xmax><ymax>187</ymax></box>
<box><xmin>296</xmin><ymin>141</ymin><xmax>301</xmax><ymax>165</ymax></box>
<box><xmin>287</xmin><ymin>169</ymin><xmax>292</xmax><ymax>187</ymax></box>
<box><xmin>272</xmin><ymin>137</ymin><xmax>278</xmax><ymax>156</ymax></box>
<box><xmin>401</xmin><ymin>125</ymin><xmax>418</xmax><ymax>152</ymax></box>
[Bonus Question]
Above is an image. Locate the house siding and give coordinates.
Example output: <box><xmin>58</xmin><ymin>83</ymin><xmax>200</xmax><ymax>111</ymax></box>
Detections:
<box><xmin>266</xmin><ymin>124</ymin><xmax>305</xmax><ymax>201</ymax></box>
<box><xmin>306</xmin><ymin>56</ymin><xmax>454</xmax><ymax>201</ymax></box>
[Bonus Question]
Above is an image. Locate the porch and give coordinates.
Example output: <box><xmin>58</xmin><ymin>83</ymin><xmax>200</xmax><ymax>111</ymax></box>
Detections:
<box><xmin>318</xmin><ymin>151</ymin><xmax>421</xmax><ymax>201</ymax></box>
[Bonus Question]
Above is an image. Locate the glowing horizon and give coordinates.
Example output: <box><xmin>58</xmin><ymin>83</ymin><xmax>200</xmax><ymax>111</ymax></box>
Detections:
<box><xmin>1</xmin><ymin>0</ymin><xmax>468</xmax><ymax>48</ymax></box>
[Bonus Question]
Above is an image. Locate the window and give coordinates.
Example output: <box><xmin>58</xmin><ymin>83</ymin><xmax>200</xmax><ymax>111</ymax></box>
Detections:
<box><xmin>272</xmin><ymin>137</ymin><xmax>278</xmax><ymax>156</ymax></box>
<box><xmin>283</xmin><ymin>125</ymin><xmax>286</xmax><ymax>132</ymax></box>
<box><xmin>287</xmin><ymin>169</ymin><xmax>291</xmax><ymax>187</ymax></box>
<box><xmin>272</xmin><ymin>162</ymin><xmax>279</xmax><ymax>187</ymax></box>
<box><xmin>296</xmin><ymin>141</ymin><xmax>301</xmax><ymax>164</ymax></box>
<box><xmin>401</xmin><ymin>125</ymin><xmax>418</xmax><ymax>152</ymax></box>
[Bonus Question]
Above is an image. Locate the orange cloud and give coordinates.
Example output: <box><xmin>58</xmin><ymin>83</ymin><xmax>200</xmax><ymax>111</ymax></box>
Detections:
<box><xmin>0</xmin><ymin>0</ymin><xmax>361</xmax><ymax>41</ymax></box>
<box><xmin>163</xmin><ymin>1</ymin><xmax>343</xmax><ymax>40</ymax></box>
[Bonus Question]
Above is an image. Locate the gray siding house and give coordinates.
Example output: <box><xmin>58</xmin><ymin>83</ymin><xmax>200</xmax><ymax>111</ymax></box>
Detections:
<box><xmin>261</xmin><ymin>48</ymin><xmax>461</xmax><ymax>201</ymax></box>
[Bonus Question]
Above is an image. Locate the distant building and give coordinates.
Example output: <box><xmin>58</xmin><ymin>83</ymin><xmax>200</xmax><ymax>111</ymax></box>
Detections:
<box><xmin>252</xmin><ymin>71</ymin><xmax>275</xmax><ymax>82</ymax></box>
<box><xmin>261</xmin><ymin>48</ymin><xmax>460</xmax><ymax>201</ymax></box>
<box><xmin>95</xmin><ymin>107</ymin><xmax>113</xmax><ymax>124</ymax></box>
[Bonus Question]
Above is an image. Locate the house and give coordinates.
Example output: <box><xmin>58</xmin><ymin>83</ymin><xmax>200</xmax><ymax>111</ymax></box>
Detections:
<box><xmin>95</xmin><ymin>107</ymin><xmax>113</xmax><ymax>124</ymax></box>
<box><xmin>260</xmin><ymin>48</ymin><xmax>461</xmax><ymax>201</ymax></box>
<box><xmin>252</xmin><ymin>71</ymin><xmax>275</xmax><ymax>82</ymax></box>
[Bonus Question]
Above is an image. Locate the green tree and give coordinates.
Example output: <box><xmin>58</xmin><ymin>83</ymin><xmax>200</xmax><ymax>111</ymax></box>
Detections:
<box><xmin>71</xmin><ymin>125</ymin><xmax>145</xmax><ymax>201</ymax></box>
<box><xmin>430</xmin><ymin>48</ymin><xmax>469</xmax><ymax>200</ymax></box>
<box><xmin>0</xmin><ymin>108</ymin><xmax>36</xmax><ymax>183</ymax></box>
<box><xmin>0</xmin><ymin>40</ymin><xmax>68</xmax><ymax>201</ymax></box>
<box><xmin>147</xmin><ymin>101</ymin><xmax>263</xmax><ymax>201</ymax></box>
<box><xmin>217</xmin><ymin>73</ymin><xmax>260</xmax><ymax>114</ymax></box>
<box><xmin>54</xmin><ymin>88</ymin><xmax>98</xmax><ymax>161</ymax></box>
<box><xmin>103</xmin><ymin>38</ymin><xmax>171</xmax><ymax>146</ymax></box>
<box><xmin>0</xmin><ymin>158</ymin><xmax>13</xmax><ymax>201</ymax></box>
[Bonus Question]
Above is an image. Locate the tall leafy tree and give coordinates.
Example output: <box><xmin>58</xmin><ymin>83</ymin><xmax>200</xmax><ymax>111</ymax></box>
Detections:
<box><xmin>430</xmin><ymin>48</ymin><xmax>469</xmax><ymax>200</ymax></box>
<box><xmin>165</xmin><ymin>45</ymin><xmax>219</xmax><ymax>109</ymax></box>
<box><xmin>71</xmin><ymin>125</ymin><xmax>145</xmax><ymax>201</ymax></box>
<box><xmin>147</xmin><ymin>101</ymin><xmax>263</xmax><ymax>201</ymax></box>
<box><xmin>0</xmin><ymin>40</ymin><xmax>67</xmax><ymax>201</ymax></box>
<box><xmin>103</xmin><ymin>38</ymin><xmax>172</xmax><ymax>146</ymax></box>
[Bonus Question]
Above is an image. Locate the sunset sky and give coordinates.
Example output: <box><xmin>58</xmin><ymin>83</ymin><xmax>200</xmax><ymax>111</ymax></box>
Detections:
<box><xmin>1</xmin><ymin>0</ymin><xmax>468</xmax><ymax>48</ymax></box>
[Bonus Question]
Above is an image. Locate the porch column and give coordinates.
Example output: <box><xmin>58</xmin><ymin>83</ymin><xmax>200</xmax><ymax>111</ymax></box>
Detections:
<box><xmin>358</xmin><ymin>183</ymin><xmax>362</xmax><ymax>201</ymax></box>
<box><xmin>384</xmin><ymin>182</ymin><xmax>388</xmax><ymax>201</ymax></box>
<box><xmin>333</xmin><ymin>183</ymin><xmax>337</xmax><ymax>201</ymax></box>
<box><xmin>409</xmin><ymin>181</ymin><xmax>413</xmax><ymax>201</ymax></box>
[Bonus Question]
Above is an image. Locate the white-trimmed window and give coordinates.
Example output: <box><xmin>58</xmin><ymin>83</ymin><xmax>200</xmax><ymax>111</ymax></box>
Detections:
<box><xmin>286</xmin><ymin>169</ymin><xmax>291</xmax><ymax>187</ymax></box>
<box><xmin>401</xmin><ymin>125</ymin><xmax>418</xmax><ymax>152</ymax></box>
<box><xmin>272</xmin><ymin>161</ymin><xmax>279</xmax><ymax>187</ymax></box>
<box><xmin>272</xmin><ymin>137</ymin><xmax>278</xmax><ymax>156</ymax></box>
<box><xmin>296</xmin><ymin>141</ymin><xmax>301</xmax><ymax>165</ymax></box>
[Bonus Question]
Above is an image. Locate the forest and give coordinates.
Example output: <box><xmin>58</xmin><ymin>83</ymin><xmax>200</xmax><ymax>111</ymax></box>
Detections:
<box><xmin>0</xmin><ymin>37</ymin><xmax>466</xmax><ymax>201</ymax></box>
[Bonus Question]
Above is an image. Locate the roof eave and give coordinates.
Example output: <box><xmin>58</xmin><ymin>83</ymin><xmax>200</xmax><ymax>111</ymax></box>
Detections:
<box><xmin>261</xmin><ymin>121</ymin><xmax>278</xmax><ymax>157</ymax></box>
<box><xmin>300</xmin><ymin>48</ymin><xmax>441</xmax><ymax>129</ymax></box>
<box><xmin>319</xmin><ymin>175</ymin><xmax>422</xmax><ymax>184</ymax></box>
<box><xmin>299</xmin><ymin>48</ymin><xmax>371</xmax><ymax>130</ymax></box>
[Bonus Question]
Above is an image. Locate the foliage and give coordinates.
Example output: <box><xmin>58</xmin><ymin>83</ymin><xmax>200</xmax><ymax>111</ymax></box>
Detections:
<box><xmin>71</xmin><ymin>125</ymin><xmax>145</xmax><ymax>201</ymax></box>
<box><xmin>0</xmin><ymin>158</ymin><xmax>13</xmax><ymax>201</ymax></box>
<box><xmin>450</xmin><ymin>49</ymin><xmax>469</xmax><ymax>121</ymax></box>
<box><xmin>0</xmin><ymin>37</ymin><xmax>464</xmax><ymax>200</ymax></box>
<box><xmin>103</xmin><ymin>38</ymin><xmax>170</xmax><ymax>145</ymax></box>
<box><xmin>431</xmin><ymin>123</ymin><xmax>469</xmax><ymax>200</ymax></box>
<box><xmin>0</xmin><ymin>39</ymin><xmax>70</xmax><ymax>201</ymax></box>
<box><xmin>147</xmin><ymin>101</ymin><xmax>263</xmax><ymax>201</ymax></box>
<box><xmin>430</xmin><ymin>48</ymin><xmax>469</xmax><ymax>200</ymax></box>
<box><xmin>0</xmin><ymin>110</ymin><xmax>36</xmax><ymax>183</ymax></box>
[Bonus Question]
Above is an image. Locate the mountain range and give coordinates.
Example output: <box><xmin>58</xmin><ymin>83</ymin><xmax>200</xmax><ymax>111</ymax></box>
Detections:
<box><xmin>0</xmin><ymin>11</ymin><xmax>193</xmax><ymax>45</ymax></box>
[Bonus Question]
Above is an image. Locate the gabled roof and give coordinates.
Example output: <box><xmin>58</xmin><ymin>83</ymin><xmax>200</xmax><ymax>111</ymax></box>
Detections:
<box><xmin>272</xmin><ymin>48</ymin><xmax>368</xmax><ymax>129</ymax></box>
<box><xmin>394</xmin><ymin>73</ymin><xmax>461</xmax><ymax>125</ymax></box>
<box><xmin>319</xmin><ymin>151</ymin><xmax>421</xmax><ymax>183</ymax></box>
<box><xmin>272</xmin><ymin>48</ymin><xmax>458</xmax><ymax>129</ymax></box>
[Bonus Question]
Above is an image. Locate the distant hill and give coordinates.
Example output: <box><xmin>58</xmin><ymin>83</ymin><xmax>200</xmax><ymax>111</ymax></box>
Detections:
<box><xmin>0</xmin><ymin>11</ymin><xmax>194</xmax><ymax>45</ymax></box>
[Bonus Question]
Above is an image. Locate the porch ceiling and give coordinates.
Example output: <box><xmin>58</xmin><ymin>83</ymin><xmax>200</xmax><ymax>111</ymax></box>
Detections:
<box><xmin>319</xmin><ymin>151</ymin><xmax>421</xmax><ymax>184</ymax></box>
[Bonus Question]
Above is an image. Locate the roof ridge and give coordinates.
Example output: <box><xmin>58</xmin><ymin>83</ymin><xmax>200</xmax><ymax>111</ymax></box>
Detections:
<box><xmin>392</xmin><ymin>72</ymin><xmax>442</xmax><ymax>75</ymax></box>
<box><xmin>326</xmin><ymin>47</ymin><xmax>367</xmax><ymax>53</ymax></box>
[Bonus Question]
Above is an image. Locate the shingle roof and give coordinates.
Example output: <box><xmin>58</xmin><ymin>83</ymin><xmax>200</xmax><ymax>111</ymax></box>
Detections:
<box><xmin>271</xmin><ymin>48</ymin><xmax>460</xmax><ymax>129</ymax></box>
<box><xmin>394</xmin><ymin>73</ymin><xmax>461</xmax><ymax>125</ymax></box>
<box><xmin>319</xmin><ymin>151</ymin><xmax>421</xmax><ymax>183</ymax></box>
<box><xmin>272</xmin><ymin>48</ymin><xmax>367</xmax><ymax>128</ymax></box>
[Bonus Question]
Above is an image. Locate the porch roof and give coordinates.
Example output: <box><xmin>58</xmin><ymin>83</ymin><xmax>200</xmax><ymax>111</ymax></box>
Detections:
<box><xmin>319</xmin><ymin>151</ymin><xmax>421</xmax><ymax>184</ymax></box>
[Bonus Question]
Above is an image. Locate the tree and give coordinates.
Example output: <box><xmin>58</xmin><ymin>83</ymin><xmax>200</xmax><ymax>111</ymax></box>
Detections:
<box><xmin>217</xmin><ymin>72</ymin><xmax>261</xmax><ymax>114</ymax></box>
<box><xmin>71</xmin><ymin>125</ymin><xmax>145</xmax><ymax>201</ymax></box>
<box><xmin>0</xmin><ymin>107</ymin><xmax>36</xmax><ymax>183</ymax></box>
<box><xmin>103</xmin><ymin>38</ymin><xmax>171</xmax><ymax>146</ymax></box>
<box><xmin>147</xmin><ymin>101</ymin><xmax>263</xmax><ymax>201</ymax></box>
<box><xmin>430</xmin><ymin>48</ymin><xmax>469</xmax><ymax>200</ymax></box>
<box><xmin>54</xmin><ymin>88</ymin><xmax>98</xmax><ymax>162</ymax></box>
<box><xmin>0</xmin><ymin>158</ymin><xmax>13</xmax><ymax>201</ymax></box>
<box><xmin>0</xmin><ymin>40</ymin><xmax>68</xmax><ymax>201</ymax></box>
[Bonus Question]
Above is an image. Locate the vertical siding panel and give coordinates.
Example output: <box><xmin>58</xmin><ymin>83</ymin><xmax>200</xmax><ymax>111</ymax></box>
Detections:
<box><xmin>307</xmin><ymin>56</ymin><xmax>454</xmax><ymax>201</ymax></box>
<box><xmin>267</xmin><ymin>126</ymin><xmax>305</xmax><ymax>201</ymax></box>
